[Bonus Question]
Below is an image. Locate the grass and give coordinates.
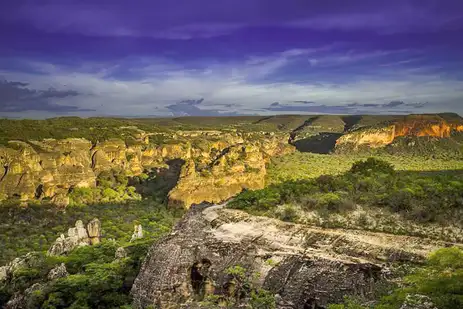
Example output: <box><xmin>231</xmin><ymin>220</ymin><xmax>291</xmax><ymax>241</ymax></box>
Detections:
<box><xmin>266</xmin><ymin>152</ymin><xmax>463</xmax><ymax>185</ymax></box>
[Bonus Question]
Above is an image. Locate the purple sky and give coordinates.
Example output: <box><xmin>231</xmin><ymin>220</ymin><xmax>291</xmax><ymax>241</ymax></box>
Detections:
<box><xmin>1</xmin><ymin>0</ymin><xmax>463</xmax><ymax>118</ymax></box>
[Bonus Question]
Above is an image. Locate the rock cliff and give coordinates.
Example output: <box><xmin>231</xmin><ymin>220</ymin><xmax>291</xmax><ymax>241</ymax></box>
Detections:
<box><xmin>336</xmin><ymin>115</ymin><xmax>463</xmax><ymax>150</ymax></box>
<box><xmin>131</xmin><ymin>204</ymin><xmax>457</xmax><ymax>309</ymax></box>
<box><xmin>169</xmin><ymin>137</ymin><xmax>293</xmax><ymax>207</ymax></box>
<box><xmin>0</xmin><ymin>131</ymin><xmax>292</xmax><ymax>207</ymax></box>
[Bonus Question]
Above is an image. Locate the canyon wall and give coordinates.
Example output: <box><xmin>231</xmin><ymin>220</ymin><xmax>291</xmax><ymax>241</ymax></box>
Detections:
<box><xmin>336</xmin><ymin>115</ymin><xmax>463</xmax><ymax>149</ymax></box>
<box><xmin>0</xmin><ymin>131</ymin><xmax>292</xmax><ymax>207</ymax></box>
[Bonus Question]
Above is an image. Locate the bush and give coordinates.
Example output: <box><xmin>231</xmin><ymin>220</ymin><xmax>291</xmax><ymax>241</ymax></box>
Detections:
<box><xmin>381</xmin><ymin>188</ymin><xmax>414</xmax><ymax>212</ymax></box>
<box><xmin>278</xmin><ymin>205</ymin><xmax>299</xmax><ymax>222</ymax></box>
<box><xmin>379</xmin><ymin>247</ymin><xmax>463</xmax><ymax>309</ymax></box>
<box><xmin>350</xmin><ymin>158</ymin><xmax>395</xmax><ymax>176</ymax></box>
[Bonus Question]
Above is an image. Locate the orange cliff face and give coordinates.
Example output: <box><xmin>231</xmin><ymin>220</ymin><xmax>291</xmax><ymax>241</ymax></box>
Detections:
<box><xmin>336</xmin><ymin>117</ymin><xmax>463</xmax><ymax>149</ymax></box>
<box><xmin>393</xmin><ymin>120</ymin><xmax>462</xmax><ymax>138</ymax></box>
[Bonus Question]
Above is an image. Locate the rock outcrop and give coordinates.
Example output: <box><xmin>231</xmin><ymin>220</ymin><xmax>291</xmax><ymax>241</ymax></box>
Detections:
<box><xmin>400</xmin><ymin>294</ymin><xmax>437</xmax><ymax>309</ymax></box>
<box><xmin>168</xmin><ymin>137</ymin><xmax>293</xmax><ymax>207</ymax></box>
<box><xmin>115</xmin><ymin>247</ymin><xmax>128</xmax><ymax>259</ymax></box>
<box><xmin>48</xmin><ymin>218</ymin><xmax>101</xmax><ymax>255</ymax></box>
<box><xmin>47</xmin><ymin>263</ymin><xmax>69</xmax><ymax>280</ymax></box>
<box><xmin>0</xmin><ymin>131</ymin><xmax>292</xmax><ymax>207</ymax></box>
<box><xmin>130</xmin><ymin>224</ymin><xmax>144</xmax><ymax>242</ymax></box>
<box><xmin>131</xmin><ymin>204</ymin><xmax>456</xmax><ymax>309</ymax></box>
<box><xmin>0</xmin><ymin>253</ymin><xmax>42</xmax><ymax>284</ymax></box>
<box><xmin>336</xmin><ymin>115</ymin><xmax>463</xmax><ymax>150</ymax></box>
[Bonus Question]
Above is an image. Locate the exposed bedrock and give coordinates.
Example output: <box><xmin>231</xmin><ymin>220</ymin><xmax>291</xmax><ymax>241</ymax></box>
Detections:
<box><xmin>131</xmin><ymin>205</ymin><xmax>455</xmax><ymax>308</ymax></box>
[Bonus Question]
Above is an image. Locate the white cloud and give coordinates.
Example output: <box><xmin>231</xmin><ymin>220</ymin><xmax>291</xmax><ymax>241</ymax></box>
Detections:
<box><xmin>1</xmin><ymin>50</ymin><xmax>462</xmax><ymax>118</ymax></box>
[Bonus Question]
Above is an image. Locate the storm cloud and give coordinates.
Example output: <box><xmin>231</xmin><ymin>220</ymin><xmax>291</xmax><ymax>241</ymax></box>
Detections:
<box><xmin>0</xmin><ymin>79</ymin><xmax>93</xmax><ymax>113</ymax></box>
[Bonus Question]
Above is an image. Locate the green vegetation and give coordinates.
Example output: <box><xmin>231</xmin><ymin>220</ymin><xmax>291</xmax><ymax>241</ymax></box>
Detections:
<box><xmin>0</xmin><ymin>239</ymin><xmax>154</xmax><ymax>308</ymax></box>
<box><xmin>328</xmin><ymin>247</ymin><xmax>463</xmax><ymax>309</ymax></box>
<box><xmin>266</xmin><ymin>152</ymin><xmax>463</xmax><ymax>184</ymax></box>
<box><xmin>0</xmin><ymin>115</ymin><xmax>306</xmax><ymax>146</ymax></box>
<box><xmin>0</xmin><ymin>114</ymin><xmax>413</xmax><ymax>146</ymax></box>
<box><xmin>232</xmin><ymin>158</ymin><xmax>463</xmax><ymax>235</ymax></box>
<box><xmin>0</xmin><ymin>200</ymin><xmax>183</xmax><ymax>266</ymax></box>
<box><xmin>200</xmin><ymin>265</ymin><xmax>275</xmax><ymax>309</ymax></box>
<box><xmin>69</xmin><ymin>169</ymin><xmax>141</xmax><ymax>206</ymax></box>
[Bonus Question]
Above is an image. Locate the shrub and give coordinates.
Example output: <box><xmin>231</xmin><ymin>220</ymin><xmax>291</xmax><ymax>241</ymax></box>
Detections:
<box><xmin>381</xmin><ymin>188</ymin><xmax>414</xmax><ymax>212</ymax></box>
<box><xmin>278</xmin><ymin>204</ymin><xmax>299</xmax><ymax>222</ymax></box>
<box><xmin>379</xmin><ymin>247</ymin><xmax>463</xmax><ymax>309</ymax></box>
<box><xmin>350</xmin><ymin>158</ymin><xmax>395</xmax><ymax>176</ymax></box>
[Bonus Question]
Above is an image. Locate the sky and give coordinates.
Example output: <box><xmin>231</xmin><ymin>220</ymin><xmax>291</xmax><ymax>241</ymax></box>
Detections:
<box><xmin>1</xmin><ymin>0</ymin><xmax>463</xmax><ymax>118</ymax></box>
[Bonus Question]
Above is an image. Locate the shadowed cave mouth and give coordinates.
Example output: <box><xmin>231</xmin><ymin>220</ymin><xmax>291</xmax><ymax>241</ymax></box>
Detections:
<box><xmin>190</xmin><ymin>258</ymin><xmax>212</xmax><ymax>299</ymax></box>
<box><xmin>35</xmin><ymin>184</ymin><xmax>44</xmax><ymax>199</ymax></box>
<box><xmin>304</xmin><ymin>297</ymin><xmax>325</xmax><ymax>309</ymax></box>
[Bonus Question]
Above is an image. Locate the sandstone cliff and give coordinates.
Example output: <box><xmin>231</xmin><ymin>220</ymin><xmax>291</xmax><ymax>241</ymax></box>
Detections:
<box><xmin>0</xmin><ymin>130</ymin><xmax>292</xmax><ymax>207</ymax></box>
<box><xmin>131</xmin><ymin>204</ymin><xmax>459</xmax><ymax>309</ymax></box>
<box><xmin>168</xmin><ymin>136</ymin><xmax>293</xmax><ymax>207</ymax></box>
<box><xmin>336</xmin><ymin>115</ymin><xmax>463</xmax><ymax>150</ymax></box>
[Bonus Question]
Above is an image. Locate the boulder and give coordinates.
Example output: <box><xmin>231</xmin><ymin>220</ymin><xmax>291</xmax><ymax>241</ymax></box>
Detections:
<box><xmin>47</xmin><ymin>263</ymin><xmax>69</xmax><ymax>280</ymax></box>
<box><xmin>115</xmin><ymin>247</ymin><xmax>128</xmax><ymax>259</ymax></box>
<box><xmin>130</xmin><ymin>224</ymin><xmax>144</xmax><ymax>242</ymax></box>
<box><xmin>48</xmin><ymin>219</ymin><xmax>101</xmax><ymax>256</ymax></box>
<box><xmin>4</xmin><ymin>283</ymin><xmax>43</xmax><ymax>309</ymax></box>
<box><xmin>131</xmin><ymin>205</ymin><xmax>448</xmax><ymax>308</ymax></box>
<box><xmin>400</xmin><ymin>294</ymin><xmax>437</xmax><ymax>309</ymax></box>
<box><xmin>0</xmin><ymin>265</ymin><xmax>8</xmax><ymax>282</ymax></box>
<box><xmin>87</xmin><ymin>218</ymin><xmax>102</xmax><ymax>245</ymax></box>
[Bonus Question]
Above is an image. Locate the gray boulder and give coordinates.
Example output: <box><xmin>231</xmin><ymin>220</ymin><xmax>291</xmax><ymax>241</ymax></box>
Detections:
<box><xmin>48</xmin><ymin>218</ymin><xmax>101</xmax><ymax>256</ymax></box>
<box><xmin>48</xmin><ymin>263</ymin><xmax>69</xmax><ymax>280</ymax></box>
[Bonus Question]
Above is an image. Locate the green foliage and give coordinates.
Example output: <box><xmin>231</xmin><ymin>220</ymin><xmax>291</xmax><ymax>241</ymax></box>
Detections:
<box><xmin>0</xmin><ymin>200</ymin><xmax>183</xmax><ymax>265</ymax></box>
<box><xmin>328</xmin><ymin>297</ymin><xmax>370</xmax><ymax>309</ymax></box>
<box><xmin>67</xmin><ymin>169</ymin><xmax>142</xmax><ymax>206</ymax></box>
<box><xmin>266</xmin><ymin>152</ymin><xmax>463</xmax><ymax>185</ymax></box>
<box><xmin>0</xmin><ymin>220</ymin><xmax>174</xmax><ymax>309</ymax></box>
<box><xmin>201</xmin><ymin>266</ymin><xmax>275</xmax><ymax>309</ymax></box>
<box><xmin>350</xmin><ymin>158</ymin><xmax>395</xmax><ymax>176</ymax></box>
<box><xmin>230</xmin><ymin>158</ymin><xmax>463</xmax><ymax>234</ymax></box>
<box><xmin>403</xmin><ymin>247</ymin><xmax>463</xmax><ymax>309</ymax></box>
<box><xmin>329</xmin><ymin>247</ymin><xmax>463</xmax><ymax>309</ymax></box>
<box><xmin>278</xmin><ymin>204</ymin><xmax>299</xmax><ymax>222</ymax></box>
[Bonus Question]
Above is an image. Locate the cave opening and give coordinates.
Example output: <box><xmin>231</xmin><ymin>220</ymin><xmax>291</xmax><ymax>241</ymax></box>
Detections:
<box><xmin>35</xmin><ymin>184</ymin><xmax>44</xmax><ymax>199</ymax></box>
<box><xmin>190</xmin><ymin>259</ymin><xmax>212</xmax><ymax>300</ymax></box>
<box><xmin>304</xmin><ymin>297</ymin><xmax>325</xmax><ymax>309</ymax></box>
<box><xmin>0</xmin><ymin>165</ymin><xmax>8</xmax><ymax>182</ymax></box>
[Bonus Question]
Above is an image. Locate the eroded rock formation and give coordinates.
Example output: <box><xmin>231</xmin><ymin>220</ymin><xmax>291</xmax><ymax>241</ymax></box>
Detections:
<box><xmin>169</xmin><ymin>137</ymin><xmax>293</xmax><ymax>207</ymax></box>
<box><xmin>47</xmin><ymin>263</ymin><xmax>69</xmax><ymax>280</ymax></box>
<box><xmin>131</xmin><ymin>224</ymin><xmax>144</xmax><ymax>242</ymax></box>
<box><xmin>336</xmin><ymin>115</ymin><xmax>463</xmax><ymax>149</ymax></box>
<box><xmin>131</xmin><ymin>204</ymin><xmax>455</xmax><ymax>309</ymax></box>
<box><xmin>0</xmin><ymin>131</ymin><xmax>292</xmax><ymax>207</ymax></box>
<box><xmin>48</xmin><ymin>218</ymin><xmax>101</xmax><ymax>255</ymax></box>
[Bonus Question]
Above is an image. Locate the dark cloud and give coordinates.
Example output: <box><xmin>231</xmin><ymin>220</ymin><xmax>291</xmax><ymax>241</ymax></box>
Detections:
<box><xmin>0</xmin><ymin>79</ymin><xmax>93</xmax><ymax>113</ymax></box>
<box><xmin>265</xmin><ymin>103</ymin><xmax>352</xmax><ymax>114</ymax></box>
<box><xmin>382</xmin><ymin>100</ymin><xmax>405</xmax><ymax>108</ymax></box>
<box><xmin>166</xmin><ymin>99</ymin><xmax>238</xmax><ymax>116</ymax></box>
<box><xmin>264</xmin><ymin>100</ymin><xmax>421</xmax><ymax>114</ymax></box>
<box><xmin>347</xmin><ymin>101</ymin><xmax>421</xmax><ymax>110</ymax></box>
<box><xmin>178</xmin><ymin>98</ymin><xmax>204</xmax><ymax>105</ymax></box>
<box><xmin>347</xmin><ymin>103</ymin><xmax>380</xmax><ymax>108</ymax></box>
<box><xmin>293</xmin><ymin>100</ymin><xmax>316</xmax><ymax>104</ymax></box>
<box><xmin>405</xmin><ymin>102</ymin><xmax>426</xmax><ymax>108</ymax></box>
